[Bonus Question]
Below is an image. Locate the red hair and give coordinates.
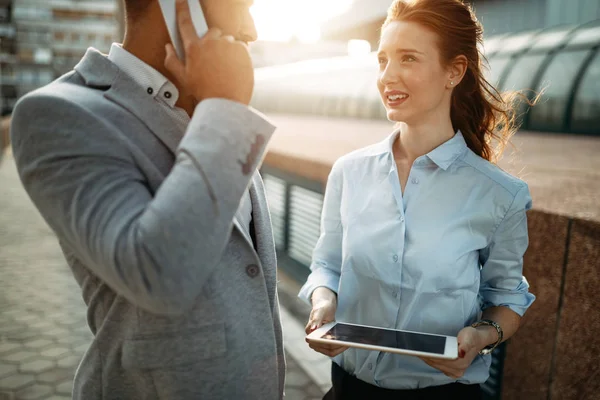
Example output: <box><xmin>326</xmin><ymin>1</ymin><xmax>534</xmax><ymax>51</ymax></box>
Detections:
<box><xmin>383</xmin><ymin>0</ymin><xmax>535</xmax><ymax>163</ymax></box>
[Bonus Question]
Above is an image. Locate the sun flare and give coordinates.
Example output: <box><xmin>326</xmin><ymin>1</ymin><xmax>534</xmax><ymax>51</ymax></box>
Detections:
<box><xmin>250</xmin><ymin>0</ymin><xmax>353</xmax><ymax>43</ymax></box>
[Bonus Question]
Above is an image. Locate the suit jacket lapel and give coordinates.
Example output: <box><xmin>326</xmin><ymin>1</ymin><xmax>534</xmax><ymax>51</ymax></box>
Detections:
<box><xmin>74</xmin><ymin>48</ymin><xmax>182</xmax><ymax>155</ymax></box>
<box><xmin>74</xmin><ymin>48</ymin><xmax>268</xmax><ymax>263</ymax></box>
<box><xmin>248</xmin><ymin>172</ymin><xmax>277</xmax><ymax>273</ymax></box>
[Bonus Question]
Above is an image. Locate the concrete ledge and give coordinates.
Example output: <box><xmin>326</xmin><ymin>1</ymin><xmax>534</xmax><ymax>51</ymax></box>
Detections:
<box><xmin>264</xmin><ymin>114</ymin><xmax>600</xmax><ymax>222</ymax></box>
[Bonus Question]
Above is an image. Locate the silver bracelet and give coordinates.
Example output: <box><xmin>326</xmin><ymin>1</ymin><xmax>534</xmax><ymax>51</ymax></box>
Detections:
<box><xmin>471</xmin><ymin>319</ymin><xmax>503</xmax><ymax>355</ymax></box>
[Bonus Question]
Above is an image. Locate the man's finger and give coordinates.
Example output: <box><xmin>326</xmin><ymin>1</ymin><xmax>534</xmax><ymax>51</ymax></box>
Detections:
<box><xmin>175</xmin><ymin>0</ymin><xmax>200</xmax><ymax>50</ymax></box>
<box><xmin>164</xmin><ymin>44</ymin><xmax>185</xmax><ymax>82</ymax></box>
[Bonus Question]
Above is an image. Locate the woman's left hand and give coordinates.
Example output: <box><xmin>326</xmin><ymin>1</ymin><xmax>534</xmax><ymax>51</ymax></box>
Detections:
<box><xmin>418</xmin><ymin>326</ymin><xmax>485</xmax><ymax>379</ymax></box>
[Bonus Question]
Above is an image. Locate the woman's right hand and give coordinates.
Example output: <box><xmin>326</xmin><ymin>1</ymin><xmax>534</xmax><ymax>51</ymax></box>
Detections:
<box><xmin>305</xmin><ymin>287</ymin><xmax>349</xmax><ymax>357</ymax></box>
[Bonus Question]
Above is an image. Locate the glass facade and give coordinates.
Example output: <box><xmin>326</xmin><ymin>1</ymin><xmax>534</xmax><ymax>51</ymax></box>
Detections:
<box><xmin>528</xmin><ymin>50</ymin><xmax>593</xmax><ymax>132</ymax></box>
<box><xmin>571</xmin><ymin>51</ymin><xmax>600</xmax><ymax>134</ymax></box>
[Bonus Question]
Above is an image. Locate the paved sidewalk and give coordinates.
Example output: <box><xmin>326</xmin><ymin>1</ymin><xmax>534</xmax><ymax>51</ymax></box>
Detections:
<box><xmin>0</xmin><ymin>155</ymin><xmax>326</xmax><ymax>400</ymax></box>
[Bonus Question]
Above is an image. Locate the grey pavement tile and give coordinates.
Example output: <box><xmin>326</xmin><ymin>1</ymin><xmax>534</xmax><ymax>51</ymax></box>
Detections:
<box><xmin>283</xmin><ymin>387</ymin><xmax>307</xmax><ymax>400</ymax></box>
<box><xmin>38</xmin><ymin>328</ymin><xmax>69</xmax><ymax>338</ymax></box>
<box><xmin>22</xmin><ymin>339</ymin><xmax>54</xmax><ymax>350</ymax></box>
<box><xmin>11</xmin><ymin>315</ymin><xmax>37</xmax><ymax>324</ymax></box>
<box><xmin>55</xmin><ymin>355</ymin><xmax>81</xmax><ymax>369</ymax></box>
<box><xmin>36</xmin><ymin>368</ymin><xmax>75</xmax><ymax>385</ymax></box>
<box><xmin>0</xmin><ymin>310</ymin><xmax>22</xmax><ymax>319</ymax></box>
<box><xmin>0</xmin><ymin>326</ymin><xmax>24</xmax><ymax>337</ymax></box>
<box><xmin>1</xmin><ymin>351</ymin><xmax>37</xmax><ymax>363</ymax></box>
<box><xmin>4</xmin><ymin>331</ymin><xmax>43</xmax><ymax>343</ymax></box>
<box><xmin>18</xmin><ymin>360</ymin><xmax>54</xmax><ymax>374</ymax></box>
<box><xmin>0</xmin><ymin>342</ymin><xmax>21</xmax><ymax>356</ymax></box>
<box><xmin>55</xmin><ymin>337</ymin><xmax>81</xmax><ymax>347</ymax></box>
<box><xmin>72</xmin><ymin>343</ymin><xmax>89</xmax><ymax>354</ymax></box>
<box><xmin>39</xmin><ymin>347</ymin><xmax>70</xmax><ymax>360</ymax></box>
<box><xmin>25</xmin><ymin>321</ymin><xmax>55</xmax><ymax>331</ymax></box>
<box><xmin>286</xmin><ymin>369</ymin><xmax>311</xmax><ymax>388</ymax></box>
<box><xmin>0</xmin><ymin>374</ymin><xmax>35</xmax><ymax>391</ymax></box>
<box><xmin>306</xmin><ymin>384</ymin><xmax>327</xmax><ymax>397</ymax></box>
<box><xmin>44</xmin><ymin>396</ymin><xmax>71</xmax><ymax>400</ymax></box>
<box><xmin>55</xmin><ymin>380</ymin><xmax>73</xmax><ymax>396</ymax></box>
<box><xmin>55</xmin><ymin>318</ymin><xmax>86</xmax><ymax>328</ymax></box>
<box><xmin>44</xmin><ymin>313</ymin><xmax>72</xmax><ymax>322</ymax></box>
<box><xmin>15</xmin><ymin>383</ymin><xmax>53</xmax><ymax>400</ymax></box>
<box><xmin>0</xmin><ymin>392</ymin><xmax>15</xmax><ymax>400</ymax></box>
<box><xmin>70</xmin><ymin>326</ymin><xmax>92</xmax><ymax>337</ymax></box>
<box><xmin>0</xmin><ymin>365</ymin><xmax>17</xmax><ymax>379</ymax></box>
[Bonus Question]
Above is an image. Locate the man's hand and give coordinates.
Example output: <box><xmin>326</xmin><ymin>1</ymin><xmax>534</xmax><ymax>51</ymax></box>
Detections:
<box><xmin>164</xmin><ymin>0</ymin><xmax>254</xmax><ymax>105</ymax></box>
<box><xmin>419</xmin><ymin>326</ymin><xmax>491</xmax><ymax>379</ymax></box>
<box><xmin>305</xmin><ymin>287</ymin><xmax>349</xmax><ymax>358</ymax></box>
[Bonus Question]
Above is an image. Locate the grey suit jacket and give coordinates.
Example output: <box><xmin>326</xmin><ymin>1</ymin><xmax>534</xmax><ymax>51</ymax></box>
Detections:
<box><xmin>11</xmin><ymin>48</ymin><xmax>285</xmax><ymax>400</ymax></box>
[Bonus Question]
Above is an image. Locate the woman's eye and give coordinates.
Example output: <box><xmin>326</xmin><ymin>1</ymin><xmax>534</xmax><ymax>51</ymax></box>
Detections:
<box><xmin>378</xmin><ymin>58</ymin><xmax>387</xmax><ymax>65</ymax></box>
<box><xmin>402</xmin><ymin>55</ymin><xmax>416</xmax><ymax>62</ymax></box>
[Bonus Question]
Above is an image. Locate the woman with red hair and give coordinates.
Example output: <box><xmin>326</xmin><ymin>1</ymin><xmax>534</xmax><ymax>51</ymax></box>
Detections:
<box><xmin>299</xmin><ymin>0</ymin><xmax>536</xmax><ymax>399</ymax></box>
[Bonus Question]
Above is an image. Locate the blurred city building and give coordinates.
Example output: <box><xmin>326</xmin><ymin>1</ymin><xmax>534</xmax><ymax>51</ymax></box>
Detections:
<box><xmin>0</xmin><ymin>0</ymin><xmax>16</xmax><ymax>116</ymax></box>
<box><xmin>1</xmin><ymin>0</ymin><xmax>119</xmax><ymax>115</ymax></box>
<box><xmin>50</xmin><ymin>0</ymin><xmax>117</xmax><ymax>76</ymax></box>
<box><xmin>322</xmin><ymin>0</ymin><xmax>600</xmax><ymax>47</ymax></box>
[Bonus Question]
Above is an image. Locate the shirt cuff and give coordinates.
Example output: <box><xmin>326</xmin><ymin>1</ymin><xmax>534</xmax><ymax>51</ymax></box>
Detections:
<box><xmin>480</xmin><ymin>279</ymin><xmax>536</xmax><ymax>317</ymax></box>
<box><xmin>298</xmin><ymin>267</ymin><xmax>340</xmax><ymax>306</ymax></box>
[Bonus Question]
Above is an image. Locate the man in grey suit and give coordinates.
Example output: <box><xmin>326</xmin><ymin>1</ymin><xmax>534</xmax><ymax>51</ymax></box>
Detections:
<box><xmin>10</xmin><ymin>0</ymin><xmax>285</xmax><ymax>398</ymax></box>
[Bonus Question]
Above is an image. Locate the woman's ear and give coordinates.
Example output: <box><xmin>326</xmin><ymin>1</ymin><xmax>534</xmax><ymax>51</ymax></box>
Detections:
<box><xmin>447</xmin><ymin>55</ymin><xmax>468</xmax><ymax>88</ymax></box>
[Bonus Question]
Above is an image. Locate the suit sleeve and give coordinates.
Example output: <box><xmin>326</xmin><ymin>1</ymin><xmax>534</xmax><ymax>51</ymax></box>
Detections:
<box><xmin>11</xmin><ymin>94</ymin><xmax>275</xmax><ymax>315</ymax></box>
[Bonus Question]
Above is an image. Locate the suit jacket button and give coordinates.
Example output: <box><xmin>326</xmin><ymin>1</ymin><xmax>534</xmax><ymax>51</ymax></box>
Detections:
<box><xmin>246</xmin><ymin>264</ymin><xmax>260</xmax><ymax>278</ymax></box>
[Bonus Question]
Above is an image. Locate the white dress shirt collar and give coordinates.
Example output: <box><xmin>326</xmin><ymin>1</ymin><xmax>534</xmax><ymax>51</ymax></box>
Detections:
<box><xmin>107</xmin><ymin>43</ymin><xmax>180</xmax><ymax>108</ymax></box>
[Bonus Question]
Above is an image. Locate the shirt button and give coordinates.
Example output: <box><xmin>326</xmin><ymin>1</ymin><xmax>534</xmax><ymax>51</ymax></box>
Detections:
<box><xmin>368</xmin><ymin>363</ymin><xmax>373</xmax><ymax>370</ymax></box>
<box><xmin>164</xmin><ymin>91</ymin><xmax>172</xmax><ymax>99</ymax></box>
<box><xmin>400</xmin><ymin>216</ymin><xmax>405</xmax><ymax>222</ymax></box>
<box><xmin>246</xmin><ymin>264</ymin><xmax>260</xmax><ymax>278</ymax></box>
<box><xmin>393</xmin><ymin>255</ymin><xmax>398</xmax><ymax>262</ymax></box>
<box><xmin>411</xmin><ymin>178</ymin><xmax>419</xmax><ymax>184</ymax></box>
<box><xmin>147</xmin><ymin>87</ymin><xmax>154</xmax><ymax>95</ymax></box>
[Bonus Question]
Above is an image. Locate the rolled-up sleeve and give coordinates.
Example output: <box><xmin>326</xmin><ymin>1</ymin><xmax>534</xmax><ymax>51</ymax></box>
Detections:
<box><xmin>298</xmin><ymin>163</ymin><xmax>344</xmax><ymax>305</ymax></box>
<box><xmin>479</xmin><ymin>184</ymin><xmax>536</xmax><ymax>316</ymax></box>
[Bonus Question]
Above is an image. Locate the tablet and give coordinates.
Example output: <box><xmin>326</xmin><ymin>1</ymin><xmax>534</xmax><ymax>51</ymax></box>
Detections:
<box><xmin>306</xmin><ymin>321</ymin><xmax>458</xmax><ymax>360</ymax></box>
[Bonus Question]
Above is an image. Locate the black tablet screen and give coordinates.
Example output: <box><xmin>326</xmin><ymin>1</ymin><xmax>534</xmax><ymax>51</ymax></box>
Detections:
<box><xmin>322</xmin><ymin>323</ymin><xmax>446</xmax><ymax>354</ymax></box>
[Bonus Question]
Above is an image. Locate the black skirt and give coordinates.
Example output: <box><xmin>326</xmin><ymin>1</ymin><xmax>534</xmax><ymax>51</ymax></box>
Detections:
<box><xmin>324</xmin><ymin>362</ymin><xmax>483</xmax><ymax>400</ymax></box>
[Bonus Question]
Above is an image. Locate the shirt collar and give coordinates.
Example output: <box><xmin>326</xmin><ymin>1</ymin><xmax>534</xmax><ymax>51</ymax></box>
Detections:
<box><xmin>381</xmin><ymin>127</ymin><xmax>468</xmax><ymax>170</ymax></box>
<box><xmin>107</xmin><ymin>43</ymin><xmax>180</xmax><ymax>108</ymax></box>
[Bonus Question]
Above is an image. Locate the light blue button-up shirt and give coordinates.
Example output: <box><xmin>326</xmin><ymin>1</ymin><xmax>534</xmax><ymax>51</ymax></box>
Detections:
<box><xmin>299</xmin><ymin>129</ymin><xmax>535</xmax><ymax>389</ymax></box>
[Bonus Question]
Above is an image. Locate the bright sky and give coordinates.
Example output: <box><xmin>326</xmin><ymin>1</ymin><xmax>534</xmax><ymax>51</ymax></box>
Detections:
<box><xmin>250</xmin><ymin>0</ymin><xmax>353</xmax><ymax>43</ymax></box>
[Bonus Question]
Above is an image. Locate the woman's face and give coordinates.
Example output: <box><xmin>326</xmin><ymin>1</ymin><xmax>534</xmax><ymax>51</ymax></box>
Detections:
<box><xmin>377</xmin><ymin>20</ymin><xmax>452</xmax><ymax>125</ymax></box>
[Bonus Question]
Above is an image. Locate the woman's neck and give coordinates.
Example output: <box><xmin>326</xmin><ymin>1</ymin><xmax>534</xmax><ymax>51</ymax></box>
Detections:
<box><xmin>393</xmin><ymin>117</ymin><xmax>456</xmax><ymax>162</ymax></box>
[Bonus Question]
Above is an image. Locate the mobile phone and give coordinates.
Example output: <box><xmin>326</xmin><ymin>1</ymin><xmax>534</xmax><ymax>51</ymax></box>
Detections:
<box><xmin>158</xmin><ymin>0</ymin><xmax>209</xmax><ymax>60</ymax></box>
<box><xmin>306</xmin><ymin>322</ymin><xmax>458</xmax><ymax>360</ymax></box>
